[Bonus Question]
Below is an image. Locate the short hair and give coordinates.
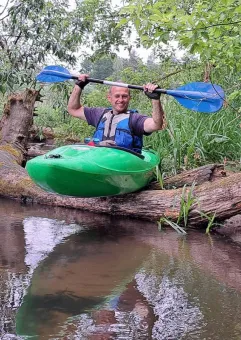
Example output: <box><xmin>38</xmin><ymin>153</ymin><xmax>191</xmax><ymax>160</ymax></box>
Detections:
<box><xmin>108</xmin><ymin>82</ymin><xmax>130</xmax><ymax>96</ymax></box>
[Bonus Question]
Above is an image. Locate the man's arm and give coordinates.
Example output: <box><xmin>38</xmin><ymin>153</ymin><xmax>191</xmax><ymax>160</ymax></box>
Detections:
<box><xmin>67</xmin><ymin>74</ymin><xmax>89</xmax><ymax>120</ymax></box>
<box><xmin>143</xmin><ymin>83</ymin><xmax>166</xmax><ymax>133</ymax></box>
<box><xmin>144</xmin><ymin>100</ymin><xmax>165</xmax><ymax>133</ymax></box>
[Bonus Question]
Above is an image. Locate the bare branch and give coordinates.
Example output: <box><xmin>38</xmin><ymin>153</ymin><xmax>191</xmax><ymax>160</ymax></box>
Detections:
<box><xmin>0</xmin><ymin>0</ymin><xmax>10</xmax><ymax>16</ymax></box>
<box><xmin>0</xmin><ymin>12</ymin><xmax>10</xmax><ymax>21</ymax></box>
<box><xmin>14</xmin><ymin>31</ymin><xmax>22</xmax><ymax>45</ymax></box>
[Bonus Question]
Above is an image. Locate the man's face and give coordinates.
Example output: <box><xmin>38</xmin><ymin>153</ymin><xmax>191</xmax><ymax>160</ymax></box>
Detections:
<box><xmin>107</xmin><ymin>87</ymin><xmax>131</xmax><ymax>114</ymax></box>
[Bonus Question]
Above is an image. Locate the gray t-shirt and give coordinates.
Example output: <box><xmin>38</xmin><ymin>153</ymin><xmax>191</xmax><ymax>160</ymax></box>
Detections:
<box><xmin>84</xmin><ymin>107</ymin><xmax>150</xmax><ymax>136</ymax></box>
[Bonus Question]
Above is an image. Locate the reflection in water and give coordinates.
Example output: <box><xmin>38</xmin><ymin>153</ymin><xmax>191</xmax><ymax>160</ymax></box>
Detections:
<box><xmin>135</xmin><ymin>274</ymin><xmax>203</xmax><ymax>339</ymax></box>
<box><xmin>17</xmin><ymin>220</ymin><xmax>152</xmax><ymax>338</ymax></box>
<box><xmin>24</xmin><ymin>217</ymin><xmax>84</xmax><ymax>274</ymax></box>
<box><xmin>0</xmin><ymin>197</ymin><xmax>241</xmax><ymax>339</ymax></box>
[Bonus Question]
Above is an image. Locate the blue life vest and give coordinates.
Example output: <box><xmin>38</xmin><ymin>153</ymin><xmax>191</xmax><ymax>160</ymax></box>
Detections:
<box><xmin>93</xmin><ymin>109</ymin><xmax>143</xmax><ymax>153</ymax></box>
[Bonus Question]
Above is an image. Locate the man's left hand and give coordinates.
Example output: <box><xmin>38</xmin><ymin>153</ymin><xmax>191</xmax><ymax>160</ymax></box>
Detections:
<box><xmin>75</xmin><ymin>74</ymin><xmax>89</xmax><ymax>89</ymax></box>
<box><xmin>143</xmin><ymin>83</ymin><xmax>160</xmax><ymax>100</ymax></box>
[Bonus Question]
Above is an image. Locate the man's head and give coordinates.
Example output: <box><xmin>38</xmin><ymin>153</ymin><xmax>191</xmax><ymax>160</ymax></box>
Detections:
<box><xmin>107</xmin><ymin>86</ymin><xmax>131</xmax><ymax>114</ymax></box>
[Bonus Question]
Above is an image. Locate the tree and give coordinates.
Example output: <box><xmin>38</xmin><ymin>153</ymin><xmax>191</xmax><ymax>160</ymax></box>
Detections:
<box><xmin>1</xmin><ymin>0</ymin><xmax>73</xmax><ymax>92</ymax></box>
<box><xmin>80</xmin><ymin>56</ymin><xmax>114</xmax><ymax>79</ymax></box>
<box><xmin>0</xmin><ymin>0</ymin><xmax>126</xmax><ymax>93</ymax></box>
<box><xmin>120</xmin><ymin>0</ymin><xmax>241</xmax><ymax>72</ymax></box>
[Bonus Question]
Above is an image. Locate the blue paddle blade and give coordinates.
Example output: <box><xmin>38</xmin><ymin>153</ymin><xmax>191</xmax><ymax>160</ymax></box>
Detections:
<box><xmin>166</xmin><ymin>82</ymin><xmax>225</xmax><ymax>114</ymax></box>
<box><xmin>36</xmin><ymin>65</ymin><xmax>72</xmax><ymax>83</ymax></box>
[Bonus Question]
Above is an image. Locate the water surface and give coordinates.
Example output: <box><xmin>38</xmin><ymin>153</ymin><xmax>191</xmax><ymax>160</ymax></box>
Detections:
<box><xmin>0</xmin><ymin>197</ymin><xmax>241</xmax><ymax>340</ymax></box>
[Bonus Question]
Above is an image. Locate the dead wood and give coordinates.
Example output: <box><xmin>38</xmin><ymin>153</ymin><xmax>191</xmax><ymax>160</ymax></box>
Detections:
<box><xmin>1</xmin><ymin>89</ymin><xmax>39</xmax><ymax>156</ymax></box>
<box><xmin>148</xmin><ymin>163</ymin><xmax>227</xmax><ymax>190</ymax></box>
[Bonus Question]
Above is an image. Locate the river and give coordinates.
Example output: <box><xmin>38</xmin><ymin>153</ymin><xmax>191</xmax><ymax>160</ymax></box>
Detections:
<box><xmin>0</xmin><ymin>197</ymin><xmax>241</xmax><ymax>340</ymax></box>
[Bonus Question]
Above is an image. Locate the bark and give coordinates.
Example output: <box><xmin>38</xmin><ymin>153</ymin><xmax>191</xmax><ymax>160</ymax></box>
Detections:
<box><xmin>0</xmin><ymin>89</ymin><xmax>38</xmax><ymax>156</ymax></box>
<box><xmin>0</xmin><ymin>89</ymin><xmax>241</xmax><ymax>229</ymax></box>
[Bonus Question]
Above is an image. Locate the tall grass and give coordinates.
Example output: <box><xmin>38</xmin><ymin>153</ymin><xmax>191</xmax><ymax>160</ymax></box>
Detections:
<box><xmin>145</xmin><ymin>98</ymin><xmax>240</xmax><ymax>175</ymax></box>
<box><xmin>35</xmin><ymin>105</ymin><xmax>94</xmax><ymax>143</ymax></box>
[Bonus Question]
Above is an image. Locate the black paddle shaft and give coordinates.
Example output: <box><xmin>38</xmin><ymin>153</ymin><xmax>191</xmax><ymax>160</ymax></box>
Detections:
<box><xmin>71</xmin><ymin>76</ymin><xmax>167</xmax><ymax>94</ymax></box>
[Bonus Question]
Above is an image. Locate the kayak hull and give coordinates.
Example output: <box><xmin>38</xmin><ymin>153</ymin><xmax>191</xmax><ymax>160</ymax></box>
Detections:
<box><xmin>26</xmin><ymin>145</ymin><xmax>160</xmax><ymax>197</ymax></box>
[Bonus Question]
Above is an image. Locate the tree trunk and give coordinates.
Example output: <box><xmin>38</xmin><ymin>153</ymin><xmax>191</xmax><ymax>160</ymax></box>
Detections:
<box><xmin>0</xmin><ymin>89</ymin><xmax>38</xmax><ymax>156</ymax></box>
<box><xmin>0</xmin><ymin>89</ymin><xmax>241</xmax><ymax>232</ymax></box>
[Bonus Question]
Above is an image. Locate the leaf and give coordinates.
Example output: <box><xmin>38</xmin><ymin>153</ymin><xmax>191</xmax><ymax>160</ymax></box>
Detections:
<box><xmin>116</xmin><ymin>18</ymin><xmax>128</xmax><ymax>27</ymax></box>
<box><xmin>149</xmin><ymin>14</ymin><xmax>162</xmax><ymax>21</ymax></box>
<box><xmin>200</xmin><ymin>31</ymin><xmax>209</xmax><ymax>40</ymax></box>
<box><xmin>190</xmin><ymin>43</ymin><xmax>199</xmax><ymax>54</ymax></box>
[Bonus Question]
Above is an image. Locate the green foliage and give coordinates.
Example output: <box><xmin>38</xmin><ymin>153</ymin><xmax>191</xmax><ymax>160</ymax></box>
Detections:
<box><xmin>1</xmin><ymin>0</ymin><xmax>73</xmax><ymax>92</ymax></box>
<box><xmin>158</xmin><ymin>187</ymin><xmax>219</xmax><ymax>234</ymax></box>
<box><xmin>35</xmin><ymin>104</ymin><xmax>94</xmax><ymax>143</ymax></box>
<box><xmin>81</xmin><ymin>56</ymin><xmax>114</xmax><ymax>79</ymax></box>
<box><xmin>155</xmin><ymin>165</ymin><xmax>164</xmax><ymax>189</ymax></box>
<box><xmin>0</xmin><ymin>0</ymin><xmax>126</xmax><ymax>93</ymax></box>
<box><xmin>177</xmin><ymin>183</ymin><xmax>196</xmax><ymax>227</ymax></box>
<box><xmin>145</xmin><ymin>104</ymin><xmax>240</xmax><ymax>176</ymax></box>
<box><xmin>158</xmin><ymin>182</ymin><xmax>195</xmax><ymax>234</ymax></box>
<box><xmin>84</xmin><ymin>86</ymin><xmax>110</xmax><ymax>107</ymax></box>
<box><xmin>121</xmin><ymin>0</ymin><xmax>241</xmax><ymax>72</ymax></box>
<box><xmin>0</xmin><ymin>93</ymin><xmax>6</xmax><ymax>117</ymax></box>
<box><xmin>198</xmin><ymin>211</ymin><xmax>217</xmax><ymax>234</ymax></box>
<box><xmin>34</xmin><ymin>83</ymin><xmax>95</xmax><ymax>142</ymax></box>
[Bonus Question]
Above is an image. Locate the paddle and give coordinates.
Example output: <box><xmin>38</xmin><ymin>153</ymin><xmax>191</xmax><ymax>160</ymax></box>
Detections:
<box><xmin>36</xmin><ymin>65</ymin><xmax>225</xmax><ymax>113</ymax></box>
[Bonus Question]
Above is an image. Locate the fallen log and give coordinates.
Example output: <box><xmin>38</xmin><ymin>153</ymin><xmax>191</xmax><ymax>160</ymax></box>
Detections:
<box><xmin>0</xmin><ymin>89</ymin><xmax>241</xmax><ymax>228</ymax></box>
<box><xmin>149</xmin><ymin>163</ymin><xmax>226</xmax><ymax>190</ymax></box>
<box><xmin>1</xmin><ymin>141</ymin><xmax>241</xmax><ymax>227</ymax></box>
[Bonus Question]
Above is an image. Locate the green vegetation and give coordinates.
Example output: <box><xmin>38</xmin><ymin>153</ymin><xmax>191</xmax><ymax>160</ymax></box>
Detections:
<box><xmin>177</xmin><ymin>183</ymin><xmax>196</xmax><ymax>227</ymax></box>
<box><xmin>199</xmin><ymin>212</ymin><xmax>217</xmax><ymax>234</ymax></box>
<box><xmin>120</xmin><ymin>0</ymin><xmax>241</xmax><ymax>72</ymax></box>
<box><xmin>158</xmin><ymin>183</ymin><xmax>220</xmax><ymax>234</ymax></box>
<box><xmin>158</xmin><ymin>182</ymin><xmax>196</xmax><ymax>234</ymax></box>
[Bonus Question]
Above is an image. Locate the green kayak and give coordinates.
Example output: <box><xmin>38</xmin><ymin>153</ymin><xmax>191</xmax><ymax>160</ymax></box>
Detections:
<box><xmin>26</xmin><ymin>144</ymin><xmax>160</xmax><ymax>197</ymax></box>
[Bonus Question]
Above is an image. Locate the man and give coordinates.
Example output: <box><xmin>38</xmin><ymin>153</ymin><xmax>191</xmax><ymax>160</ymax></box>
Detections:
<box><xmin>67</xmin><ymin>74</ymin><xmax>166</xmax><ymax>153</ymax></box>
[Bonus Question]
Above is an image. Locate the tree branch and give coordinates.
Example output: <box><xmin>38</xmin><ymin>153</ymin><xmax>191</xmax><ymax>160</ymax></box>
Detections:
<box><xmin>158</xmin><ymin>20</ymin><xmax>241</xmax><ymax>34</ymax></box>
<box><xmin>0</xmin><ymin>0</ymin><xmax>10</xmax><ymax>17</ymax></box>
